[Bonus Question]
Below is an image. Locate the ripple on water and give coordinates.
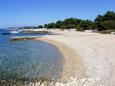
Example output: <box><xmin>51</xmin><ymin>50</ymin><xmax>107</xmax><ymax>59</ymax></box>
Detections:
<box><xmin>0</xmin><ymin>39</ymin><xmax>64</xmax><ymax>82</ymax></box>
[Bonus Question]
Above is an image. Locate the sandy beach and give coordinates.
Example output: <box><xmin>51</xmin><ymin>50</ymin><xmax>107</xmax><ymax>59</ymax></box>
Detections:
<box><xmin>35</xmin><ymin>30</ymin><xmax>115</xmax><ymax>86</ymax></box>
<box><xmin>35</xmin><ymin>37</ymin><xmax>86</xmax><ymax>82</ymax></box>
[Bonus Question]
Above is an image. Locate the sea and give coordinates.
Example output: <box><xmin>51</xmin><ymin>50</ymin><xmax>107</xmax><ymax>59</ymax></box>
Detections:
<box><xmin>0</xmin><ymin>29</ymin><xmax>63</xmax><ymax>83</ymax></box>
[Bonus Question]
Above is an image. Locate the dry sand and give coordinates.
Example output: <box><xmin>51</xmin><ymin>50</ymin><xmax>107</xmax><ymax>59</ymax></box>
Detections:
<box><xmin>35</xmin><ymin>31</ymin><xmax>115</xmax><ymax>86</ymax></box>
<box><xmin>35</xmin><ymin>37</ymin><xmax>86</xmax><ymax>82</ymax></box>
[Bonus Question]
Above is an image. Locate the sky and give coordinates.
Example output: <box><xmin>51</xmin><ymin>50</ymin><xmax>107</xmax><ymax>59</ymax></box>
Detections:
<box><xmin>0</xmin><ymin>0</ymin><xmax>115</xmax><ymax>28</ymax></box>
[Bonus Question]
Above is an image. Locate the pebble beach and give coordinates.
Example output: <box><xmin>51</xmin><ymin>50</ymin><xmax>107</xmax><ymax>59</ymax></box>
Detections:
<box><xmin>35</xmin><ymin>30</ymin><xmax>115</xmax><ymax>86</ymax></box>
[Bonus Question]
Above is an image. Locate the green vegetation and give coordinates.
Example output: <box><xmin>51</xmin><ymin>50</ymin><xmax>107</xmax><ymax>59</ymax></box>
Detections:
<box><xmin>44</xmin><ymin>11</ymin><xmax>115</xmax><ymax>31</ymax></box>
<box><xmin>95</xmin><ymin>11</ymin><xmax>115</xmax><ymax>31</ymax></box>
<box><xmin>7</xmin><ymin>11</ymin><xmax>115</xmax><ymax>32</ymax></box>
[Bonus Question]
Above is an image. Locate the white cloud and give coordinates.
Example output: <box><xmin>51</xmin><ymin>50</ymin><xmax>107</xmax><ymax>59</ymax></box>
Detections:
<box><xmin>20</xmin><ymin>15</ymin><xmax>39</xmax><ymax>19</ymax></box>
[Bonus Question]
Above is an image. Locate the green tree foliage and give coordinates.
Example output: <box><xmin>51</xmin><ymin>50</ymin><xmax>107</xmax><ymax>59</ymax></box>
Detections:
<box><xmin>60</xmin><ymin>25</ymin><xmax>66</xmax><ymax>29</ymax></box>
<box><xmin>8</xmin><ymin>11</ymin><xmax>115</xmax><ymax>31</ymax></box>
<box><xmin>95</xmin><ymin>11</ymin><xmax>115</xmax><ymax>31</ymax></box>
<box><xmin>44</xmin><ymin>23</ymin><xmax>56</xmax><ymax>29</ymax></box>
<box><xmin>63</xmin><ymin>18</ymin><xmax>78</xmax><ymax>29</ymax></box>
<box><xmin>38</xmin><ymin>25</ymin><xmax>43</xmax><ymax>28</ymax></box>
<box><xmin>43</xmin><ymin>11</ymin><xmax>115</xmax><ymax>31</ymax></box>
<box><xmin>43</xmin><ymin>18</ymin><xmax>94</xmax><ymax>30</ymax></box>
<box><xmin>56</xmin><ymin>20</ymin><xmax>63</xmax><ymax>28</ymax></box>
<box><xmin>44</xmin><ymin>24</ymin><xmax>48</xmax><ymax>28</ymax></box>
<box><xmin>78</xmin><ymin>20</ymin><xmax>95</xmax><ymax>30</ymax></box>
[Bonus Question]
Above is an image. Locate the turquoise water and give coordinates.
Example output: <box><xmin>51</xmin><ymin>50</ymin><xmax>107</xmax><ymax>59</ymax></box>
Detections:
<box><xmin>0</xmin><ymin>34</ymin><xmax>63</xmax><ymax>81</ymax></box>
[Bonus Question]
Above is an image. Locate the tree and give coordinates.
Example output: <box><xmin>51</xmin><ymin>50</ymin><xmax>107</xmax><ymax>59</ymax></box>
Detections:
<box><xmin>76</xmin><ymin>20</ymin><xmax>95</xmax><ymax>30</ymax></box>
<box><xmin>56</xmin><ymin>20</ymin><xmax>63</xmax><ymax>28</ymax></box>
<box><xmin>38</xmin><ymin>25</ymin><xmax>43</xmax><ymax>28</ymax></box>
<box><xmin>95</xmin><ymin>11</ymin><xmax>115</xmax><ymax>31</ymax></box>
<box><xmin>103</xmin><ymin>11</ymin><xmax>115</xmax><ymax>20</ymax></box>
<box><xmin>63</xmin><ymin>18</ymin><xmax>80</xmax><ymax>29</ymax></box>
<box><xmin>95</xmin><ymin>15</ymin><xmax>103</xmax><ymax>22</ymax></box>
<box><xmin>44</xmin><ymin>23</ymin><xmax>56</xmax><ymax>29</ymax></box>
<box><xmin>44</xmin><ymin>24</ymin><xmax>48</xmax><ymax>28</ymax></box>
<box><xmin>43</xmin><ymin>10</ymin><xmax>115</xmax><ymax>31</ymax></box>
<box><xmin>60</xmin><ymin>25</ymin><xmax>66</xmax><ymax>29</ymax></box>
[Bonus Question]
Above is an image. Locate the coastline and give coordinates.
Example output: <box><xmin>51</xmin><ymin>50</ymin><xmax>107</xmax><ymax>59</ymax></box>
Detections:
<box><xmin>7</xmin><ymin>30</ymin><xmax>115</xmax><ymax>85</ymax></box>
<box><xmin>35</xmin><ymin>37</ymin><xmax>86</xmax><ymax>82</ymax></box>
<box><xmin>35</xmin><ymin>30</ymin><xmax>115</xmax><ymax>86</ymax></box>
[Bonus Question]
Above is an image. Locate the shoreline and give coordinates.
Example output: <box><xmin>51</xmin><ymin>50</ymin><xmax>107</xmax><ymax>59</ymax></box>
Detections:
<box><xmin>35</xmin><ymin>30</ymin><xmax>115</xmax><ymax>85</ymax></box>
<box><xmin>35</xmin><ymin>37</ymin><xmax>86</xmax><ymax>82</ymax></box>
<box><xmin>6</xmin><ymin>30</ymin><xmax>115</xmax><ymax>85</ymax></box>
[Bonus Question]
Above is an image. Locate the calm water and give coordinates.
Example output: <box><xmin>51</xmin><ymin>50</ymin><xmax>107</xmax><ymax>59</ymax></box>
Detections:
<box><xmin>0</xmin><ymin>33</ymin><xmax>63</xmax><ymax>81</ymax></box>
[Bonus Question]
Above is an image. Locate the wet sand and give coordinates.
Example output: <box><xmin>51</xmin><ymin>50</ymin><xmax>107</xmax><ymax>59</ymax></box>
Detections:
<box><xmin>35</xmin><ymin>30</ymin><xmax>115</xmax><ymax>86</ymax></box>
<box><xmin>35</xmin><ymin>37</ymin><xmax>86</xmax><ymax>82</ymax></box>
<box><xmin>6</xmin><ymin>30</ymin><xmax>115</xmax><ymax>86</ymax></box>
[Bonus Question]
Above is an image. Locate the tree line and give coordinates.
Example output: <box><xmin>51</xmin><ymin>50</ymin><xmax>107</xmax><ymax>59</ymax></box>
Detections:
<box><xmin>43</xmin><ymin>11</ymin><xmax>115</xmax><ymax>31</ymax></box>
<box><xmin>15</xmin><ymin>11</ymin><xmax>115</xmax><ymax>31</ymax></box>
